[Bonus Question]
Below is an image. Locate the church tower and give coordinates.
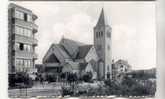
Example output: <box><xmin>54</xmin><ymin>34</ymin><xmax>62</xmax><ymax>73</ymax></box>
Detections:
<box><xmin>94</xmin><ymin>8</ymin><xmax>112</xmax><ymax>79</ymax></box>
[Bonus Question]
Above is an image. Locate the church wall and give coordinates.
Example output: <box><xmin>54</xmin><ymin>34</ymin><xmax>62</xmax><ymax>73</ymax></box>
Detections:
<box><xmin>85</xmin><ymin>46</ymin><xmax>98</xmax><ymax>63</ymax></box>
<box><xmin>104</xmin><ymin>26</ymin><xmax>112</xmax><ymax>79</ymax></box>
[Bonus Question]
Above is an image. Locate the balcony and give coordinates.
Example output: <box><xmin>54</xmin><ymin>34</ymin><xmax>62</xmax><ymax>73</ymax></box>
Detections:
<box><xmin>32</xmin><ymin>23</ymin><xmax>38</xmax><ymax>33</ymax></box>
<box><xmin>14</xmin><ymin>18</ymin><xmax>38</xmax><ymax>33</ymax></box>
<box><xmin>14</xmin><ymin>34</ymin><xmax>38</xmax><ymax>45</ymax></box>
<box><xmin>32</xmin><ymin>13</ymin><xmax>38</xmax><ymax>21</ymax></box>
<box><xmin>15</xmin><ymin>50</ymin><xmax>38</xmax><ymax>60</ymax></box>
<box><xmin>15</xmin><ymin>50</ymin><xmax>34</xmax><ymax>59</ymax></box>
<box><xmin>14</xmin><ymin>18</ymin><xmax>32</xmax><ymax>29</ymax></box>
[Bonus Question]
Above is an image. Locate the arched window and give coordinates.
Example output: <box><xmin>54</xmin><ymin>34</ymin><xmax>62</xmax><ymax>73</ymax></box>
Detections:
<box><xmin>101</xmin><ymin>31</ymin><xmax>103</xmax><ymax>37</ymax></box>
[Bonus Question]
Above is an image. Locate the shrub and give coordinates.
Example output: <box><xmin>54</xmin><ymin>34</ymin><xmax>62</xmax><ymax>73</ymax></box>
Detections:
<box><xmin>9</xmin><ymin>72</ymin><xmax>34</xmax><ymax>88</ymax></box>
<box><xmin>82</xmin><ymin>72</ymin><xmax>93</xmax><ymax>82</ymax></box>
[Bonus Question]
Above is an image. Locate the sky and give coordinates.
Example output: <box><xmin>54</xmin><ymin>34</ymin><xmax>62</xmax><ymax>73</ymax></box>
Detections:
<box><xmin>12</xmin><ymin>1</ymin><xmax>156</xmax><ymax>70</ymax></box>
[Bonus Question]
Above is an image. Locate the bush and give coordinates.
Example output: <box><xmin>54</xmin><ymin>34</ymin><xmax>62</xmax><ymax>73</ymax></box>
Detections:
<box><xmin>9</xmin><ymin>72</ymin><xmax>34</xmax><ymax>89</ymax></box>
<box><xmin>61</xmin><ymin>86</ymin><xmax>74</xmax><ymax>96</ymax></box>
<box><xmin>45</xmin><ymin>74</ymin><xmax>57</xmax><ymax>82</ymax></box>
<box><xmin>67</xmin><ymin>73</ymin><xmax>78</xmax><ymax>83</ymax></box>
<box><xmin>82</xmin><ymin>72</ymin><xmax>93</xmax><ymax>82</ymax></box>
<box><xmin>104</xmin><ymin>76</ymin><xmax>156</xmax><ymax>96</ymax></box>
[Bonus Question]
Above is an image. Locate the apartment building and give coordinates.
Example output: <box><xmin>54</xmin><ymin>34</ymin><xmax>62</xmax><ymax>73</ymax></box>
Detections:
<box><xmin>8</xmin><ymin>3</ymin><xmax>38</xmax><ymax>74</ymax></box>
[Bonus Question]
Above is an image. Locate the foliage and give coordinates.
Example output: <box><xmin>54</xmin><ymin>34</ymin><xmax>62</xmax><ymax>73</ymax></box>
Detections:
<box><xmin>128</xmin><ymin>69</ymin><xmax>156</xmax><ymax>80</ymax></box>
<box><xmin>9</xmin><ymin>72</ymin><xmax>33</xmax><ymax>88</ymax></box>
<box><xmin>45</xmin><ymin>73</ymin><xmax>57</xmax><ymax>82</ymax></box>
<box><xmin>104</xmin><ymin>76</ymin><xmax>156</xmax><ymax>96</ymax></box>
<box><xmin>82</xmin><ymin>72</ymin><xmax>93</xmax><ymax>82</ymax></box>
<box><xmin>67</xmin><ymin>73</ymin><xmax>78</xmax><ymax>83</ymax></box>
<box><xmin>61</xmin><ymin>86</ymin><xmax>74</xmax><ymax>96</ymax></box>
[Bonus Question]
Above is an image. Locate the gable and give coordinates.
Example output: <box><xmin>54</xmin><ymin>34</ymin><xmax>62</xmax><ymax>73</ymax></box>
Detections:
<box><xmin>43</xmin><ymin>44</ymin><xmax>71</xmax><ymax>63</ymax></box>
<box><xmin>45</xmin><ymin>54</ymin><xmax>60</xmax><ymax>63</ymax></box>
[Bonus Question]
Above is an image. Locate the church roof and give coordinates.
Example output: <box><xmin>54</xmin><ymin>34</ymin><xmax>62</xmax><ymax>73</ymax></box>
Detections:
<box><xmin>43</xmin><ymin>38</ymin><xmax>96</xmax><ymax>64</ymax></box>
<box><xmin>55</xmin><ymin>44</ymin><xmax>71</xmax><ymax>59</ymax></box>
<box><xmin>76</xmin><ymin>45</ymin><xmax>93</xmax><ymax>59</ymax></box>
<box><xmin>60</xmin><ymin>38</ymin><xmax>85</xmax><ymax>59</ymax></box>
<box><xmin>96</xmin><ymin>8</ymin><xmax>109</xmax><ymax>26</ymax></box>
<box><xmin>79</xmin><ymin>63</ymin><xmax>88</xmax><ymax>71</ymax></box>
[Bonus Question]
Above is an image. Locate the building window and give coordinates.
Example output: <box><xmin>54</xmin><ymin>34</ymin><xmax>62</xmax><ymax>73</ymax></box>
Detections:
<box><xmin>15</xmin><ymin>26</ymin><xmax>32</xmax><ymax>37</ymax></box>
<box><xmin>28</xmin><ymin>60</ymin><xmax>31</xmax><ymax>68</ymax></box>
<box><xmin>27</xmin><ymin>14</ymin><xmax>32</xmax><ymax>22</ymax></box>
<box><xmin>24</xmin><ymin>60</ymin><xmax>28</xmax><ymax>68</ymax></box>
<box><xmin>15</xmin><ymin>10</ymin><xmax>24</xmax><ymax>20</ymax></box>
<box><xmin>20</xmin><ymin>59</ymin><xmax>23</xmax><ymax>66</ymax></box>
<box><xmin>112</xmin><ymin>64</ymin><xmax>115</xmax><ymax>69</ymax></box>
<box><xmin>15</xmin><ymin>43</ymin><xmax>19</xmax><ymax>50</ymax></box>
<box><xmin>101</xmin><ymin>31</ymin><xmax>103</xmax><ymax>37</ymax></box>
<box><xmin>12</xmin><ymin>18</ymin><xmax>15</xmax><ymax>24</ymax></box>
<box><xmin>15</xmin><ymin>26</ymin><xmax>20</xmax><ymax>35</ymax></box>
<box><xmin>19</xmin><ymin>43</ymin><xmax>24</xmax><ymax>50</ymax></box>
<box><xmin>24</xmin><ymin>13</ymin><xmax>28</xmax><ymax>21</ymax></box>
<box><xmin>24</xmin><ymin>44</ymin><xmax>31</xmax><ymax>52</ymax></box>
<box><xmin>107</xmin><ymin>65</ymin><xmax>109</xmax><ymax>72</ymax></box>
<box><xmin>96</xmin><ymin>32</ymin><xmax>98</xmax><ymax>38</ymax></box>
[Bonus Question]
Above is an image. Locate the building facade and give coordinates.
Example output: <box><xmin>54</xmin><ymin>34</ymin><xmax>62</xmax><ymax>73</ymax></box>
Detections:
<box><xmin>8</xmin><ymin>3</ymin><xmax>38</xmax><ymax>74</ymax></box>
<box><xmin>42</xmin><ymin>38</ymin><xmax>98</xmax><ymax>80</ymax></box>
<box><xmin>111</xmin><ymin>59</ymin><xmax>132</xmax><ymax>81</ymax></box>
<box><xmin>94</xmin><ymin>8</ymin><xmax>112</xmax><ymax>79</ymax></box>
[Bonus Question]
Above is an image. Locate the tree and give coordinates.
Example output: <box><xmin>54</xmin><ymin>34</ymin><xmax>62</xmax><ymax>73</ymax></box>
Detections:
<box><xmin>82</xmin><ymin>72</ymin><xmax>93</xmax><ymax>82</ymax></box>
<box><xmin>67</xmin><ymin>73</ymin><xmax>78</xmax><ymax>83</ymax></box>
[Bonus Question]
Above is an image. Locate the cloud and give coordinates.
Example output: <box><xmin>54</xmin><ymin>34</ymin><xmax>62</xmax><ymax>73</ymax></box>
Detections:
<box><xmin>52</xmin><ymin>12</ymin><xmax>96</xmax><ymax>44</ymax></box>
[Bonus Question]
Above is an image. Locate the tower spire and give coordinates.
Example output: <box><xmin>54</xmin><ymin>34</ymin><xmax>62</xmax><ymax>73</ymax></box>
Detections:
<box><xmin>96</xmin><ymin>8</ymin><xmax>108</xmax><ymax>26</ymax></box>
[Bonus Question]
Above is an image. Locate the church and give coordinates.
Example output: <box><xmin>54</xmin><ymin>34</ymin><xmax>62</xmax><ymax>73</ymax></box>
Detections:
<box><xmin>42</xmin><ymin>8</ymin><xmax>112</xmax><ymax>80</ymax></box>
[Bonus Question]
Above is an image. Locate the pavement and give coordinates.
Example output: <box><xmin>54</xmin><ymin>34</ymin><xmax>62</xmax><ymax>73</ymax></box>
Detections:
<box><xmin>8</xmin><ymin>82</ymin><xmax>62</xmax><ymax>97</ymax></box>
<box><xmin>8</xmin><ymin>82</ymin><xmax>155</xmax><ymax>99</ymax></box>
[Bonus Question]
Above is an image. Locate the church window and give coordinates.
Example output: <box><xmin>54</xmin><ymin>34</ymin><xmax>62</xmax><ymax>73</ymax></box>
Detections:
<box><xmin>107</xmin><ymin>65</ymin><xmax>109</xmax><ymax>72</ymax></box>
<box><xmin>96</xmin><ymin>32</ymin><xmax>98</xmax><ymax>38</ymax></box>
<box><xmin>107</xmin><ymin>32</ymin><xmax>111</xmax><ymax>38</ymax></box>
<box><xmin>101</xmin><ymin>31</ymin><xmax>103</xmax><ymax>37</ymax></box>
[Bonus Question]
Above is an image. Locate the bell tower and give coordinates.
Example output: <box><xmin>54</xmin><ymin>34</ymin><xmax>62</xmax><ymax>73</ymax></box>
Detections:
<box><xmin>94</xmin><ymin>8</ymin><xmax>112</xmax><ymax>79</ymax></box>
